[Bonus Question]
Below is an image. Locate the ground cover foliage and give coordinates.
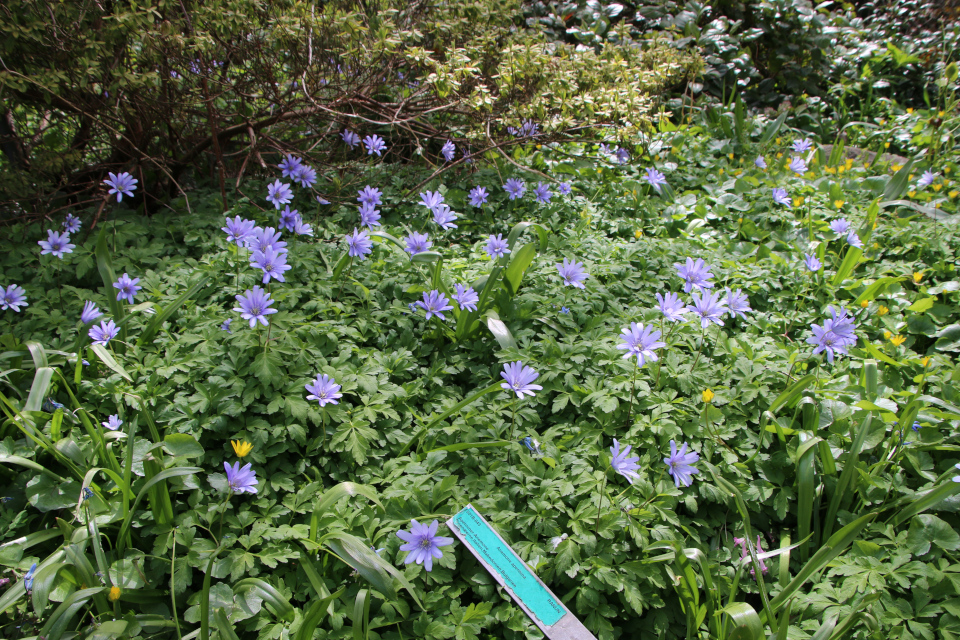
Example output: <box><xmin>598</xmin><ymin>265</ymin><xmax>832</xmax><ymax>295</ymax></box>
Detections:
<box><xmin>1</xmin><ymin>93</ymin><xmax>960</xmax><ymax>640</ymax></box>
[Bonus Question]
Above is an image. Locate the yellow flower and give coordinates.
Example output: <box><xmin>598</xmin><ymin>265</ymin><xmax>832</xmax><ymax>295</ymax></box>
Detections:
<box><xmin>231</xmin><ymin>440</ymin><xmax>253</xmax><ymax>458</ymax></box>
<box><xmin>864</xmin><ymin>162</ymin><xmax>870</xmax><ymax>169</ymax></box>
<box><xmin>838</xmin><ymin>165</ymin><xmax>846</xmax><ymax>174</ymax></box>
<box><xmin>793</xmin><ymin>197</ymin><xmax>804</xmax><ymax>207</ymax></box>
<box><xmin>834</xmin><ymin>200</ymin><xmax>844</xmax><ymax>209</ymax></box>
<box><xmin>889</xmin><ymin>335</ymin><xmax>906</xmax><ymax>347</ymax></box>
<box><xmin>634</xmin><ymin>229</ymin><xmax>642</xmax><ymax>239</ymax></box>
<box><xmin>920</xmin><ymin>356</ymin><xmax>931</xmax><ymax>367</ymax></box>
<box><xmin>884</xmin><ymin>142</ymin><xmax>891</xmax><ymax>149</ymax></box>
<box><xmin>945</xmin><ymin>166</ymin><xmax>952</xmax><ymax>173</ymax></box>
<box><xmin>702</xmin><ymin>389</ymin><xmax>715</xmax><ymax>403</ymax></box>
<box><xmin>872</xmin><ymin>242</ymin><xmax>879</xmax><ymax>249</ymax></box>
<box><xmin>776</xmin><ymin>137</ymin><xmax>782</xmax><ymax>145</ymax></box>
<box><xmin>907</xmin><ymin>190</ymin><xmax>916</xmax><ymax>198</ymax></box>
<box><xmin>878</xmin><ymin>305</ymin><xmax>889</xmax><ymax>316</ymax></box>
<box><xmin>825</xmin><ymin>167</ymin><xmax>836</xmax><ymax>174</ymax></box>
<box><xmin>907</xmin><ymin>108</ymin><xmax>914</xmax><ymax>114</ymax></box>
<box><xmin>734</xmin><ymin>170</ymin><xmax>742</xmax><ymax>176</ymax></box>
<box><xmin>860</xmin><ymin>300</ymin><xmax>869</xmax><ymax>308</ymax></box>
<box><xmin>892</xmin><ymin>164</ymin><xmax>903</xmax><ymax>172</ymax></box>
<box><xmin>939</xmin><ymin>110</ymin><xmax>946</xmax><ymax>117</ymax></box>
<box><xmin>845</xmin><ymin>158</ymin><xmax>854</xmax><ymax>169</ymax></box>
<box><xmin>776</xmin><ymin>152</ymin><xmax>783</xmax><ymax>159</ymax></box>
<box><xmin>737</xmin><ymin>217</ymin><xmax>743</xmax><ymax>224</ymax></box>
<box><xmin>933</xmin><ymin>184</ymin><xmax>942</xmax><ymax>191</ymax></box>
<box><xmin>883</xmin><ymin>330</ymin><xmax>892</xmax><ymax>339</ymax></box>
<box><xmin>913</xmin><ymin>271</ymin><xmax>923</xmax><ymax>283</ymax></box>
<box><xmin>806</xmin><ymin>171</ymin><xmax>816</xmax><ymax>179</ymax></box>
<box><xmin>109</xmin><ymin>586</ymin><xmax>121</xmax><ymax>602</ymax></box>
<box><xmin>950</xmin><ymin>190</ymin><xmax>959</xmax><ymax>198</ymax></box>
<box><xmin>728</xmin><ymin>152</ymin><xmax>734</xmax><ymax>160</ymax></box>
<box><xmin>719</xmin><ymin>168</ymin><xmax>724</xmax><ymax>175</ymax></box>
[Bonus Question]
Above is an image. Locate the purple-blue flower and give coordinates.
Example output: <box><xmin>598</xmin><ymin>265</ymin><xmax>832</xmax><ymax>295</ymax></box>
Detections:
<box><xmin>509</xmin><ymin>119</ymin><xmax>539</xmax><ymax>138</ymax></box>
<box><xmin>918</xmin><ymin>171</ymin><xmax>936</xmax><ymax>188</ymax></box>
<box><xmin>279</xmin><ymin>155</ymin><xmax>302</xmax><ymax>178</ymax></box>
<box><xmin>846</xmin><ymin>231</ymin><xmax>863</xmax><ymax>248</ymax></box>
<box><xmin>266</xmin><ymin>180</ymin><xmax>293</xmax><ymax>209</ymax></box>
<box><xmin>610</xmin><ymin>439</ymin><xmax>640</xmax><ymax>484</ymax></box>
<box><xmin>645</xmin><ymin>168</ymin><xmax>667</xmax><ymax>193</ymax></box>
<box><xmin>63</xmin><ymin>214</ymin><xmax>82</xmax><ymax>234</ymax></box>
<box><xmin>0</xmin><ymin>285</ymin><xmax>28</xmax><ymax>312</ymax></box>
<box><xmin>24</xmin><ymin>564</ymin><xmax>37</xmax><ymax>592</ymax></box>
<box><xmin>234</xmin><ymin>286</ymin><xmax>277</xmax><ymax>327</ymax></box>
<box><xmin>113</xmin><ymin>273</ymin><xmax>141</xmax><ymax>304</ymax></box>
<box><xmin>224</xmin><ymin>461</ymin><xmax>258</xmax><ymax>494</ymax></box>
<box><xmin>441</xmin><ymin>140</ymin><xmax>455</xmax><ymax>162</ymax></box>
<box><xmin>534</xmin><ymin>182</ymin><xmax>552</xmax><ymax>204</ymax></box>
<box><xmin>504</xmin><ymin>178</ymin><xmax>525</xmax><ymax>200</ymax></box>
<box><xmin>725</xmin><ymin>288</ymin><xmax>752</xmax><ymax>319</ymax></box>
<box><xmin>829</xmin><ymin>218</ymin><xmax>850</xmax><ymax>235</ymax></box>
<box><xmin>789</xmin><ymin>157</ymin><xmax>807</xmax><ymax>175</ymax></box>
<box><xmin>665</xmin><ymin>440</ymin><xmax>700</xmax><ymax>487</ymax></box>
<box><xmin>279</xmin><ymin>206</ymin><xmax>300</xmax><ymax>232</ymax></box>
<box><xmin>81</xmin><ymin>301</ymin><xmax>102</xmax><ymax>324</ymax></box>
<box><xmin>617</xmin><ymin>322</ymin><xmax>665</xmax><ymax>366</ymax></box>
<box><xmin>292</xmin><ymin>164</ymin><xmax>317</xmax><ymax>189</ymax></box>
<box><xmin>485</xmin><ymin>234</ymin><xmax>510</xmax><ymax>259</ymax></box>
<box><xmin>806</xmin><ymin>306</ymin><xmax>857</xmax><ymax>363</ymax></box>
<box><xmin>404</xmin><ymin>232</ymin><xmax>432</xmax><ymax>256</ymax></box>
<box><xmin>250</xmin><ymin>247</ymin><xmax>291</xmax><ymax>284</ymax></box>
<box><xmin>222</xmin><ymin>216</ymin><xmax>256</xmax><ymax>245</ymax></box>
<box><xmin>804</xmin><ymin>254</ymin><xmax>822</xmax><ymax>272</ymax></box>
<box><xmin>500</xmin><ymin>361</ymin><xmax>542</xmax><ymax>399</ymax></box>
<box><xmin>452</xmin><ymin>284</ymin><xmax>479</xmax><ymax>312</ymax></box>
<box><xmin>557</xmin><ymin>182</ymin><xmax>572</xmax><ymax>196</ymax></box>
<box><xmin>755</xmin><ymin>156</ymin><xmax>767</xmax><ymax>170</ymax></box>
<box><xmin>468</xmin><ymin>186</ymin><xmax>488</xmax><ymax>207</ymax></box>
<box><xmin>557</xmin><ymin>258</ymin><xmax>588</xmax><ymax>289</ymax></box>
<box><xmin>364</xmin><ymin>134</ymin><xmax>387</xmax><ymax>156</ymax></box>
<box><xmin>359</xmin><ymin>203</ymin><xmax>381</xmax><ymax>228</ymax></box>
<box><xmin>615</xmin><ymin>147</ymin><xmax>630</xmax><ymax>165</ymax></box>
<box><xmin>341</xmin><ymin>129</ymin><xmax>360</xmax><ymax>148</ymax></box>
<box><xmin>358</xmin><ymin>186</ymin><xmax>383</xmax><ymax>207</ymax></box>
<box><xmin>432</xmin><ymin>204</ymin><xmax>458</xmax><ymax>230</ymax></box>
<box><xmin>396</xmin><ymin>519</ymin><xmax>454</xmax><ymax>572</ymax></box>
<box><xmin>420</xmin><ymin>190</ymin><xmax>444</xmax><ymax>211</ymax></box>
<box><xmin>104</xmin><ymin>172</ymin><xmax>138</xmax><ymax>202</ymax></box>
<box><xmin>247</xmin><ymin>227</ymin><xmax>287</xmax><ymax>255</ymax></box>
<box><xmin>346</xmin><ymin>228</ymin><xmax>373</xmax><ymax>259</ymax></box>
<box><xmin>221</xmin><ymin>319</ymin><xmax>232</xmax><ymax>333</ymax></box>
<box><xmin>416</xmin><ymin>290</ymin><xmax>453</xmax><ymax>320</ymax></box>
<box><xmin>89</xmin><ymin>319</ymin><xmax>119</xmax><ymax>345</ymax></box>
<box><xmin>656</xmin><ymin>292</ymin><xmax>688</xmax><ymax>322</ymax></box>
<box><xmin>305</xmin><ymin>374</ymin><xmax>342</xmax><ymax>407</ymax></box>
<box><xmin>772</xmin><ymin>188</ymin><xmax>791</xmax><ymax>206</ymax></box>
<box><xmin>38</xmin><ymin>230</ymin><xmax>75</xmax><ymax>259</ymax></box>
<box><xmin>792</xmin><ymin>139</ymin><xmax>812</xmax><ymax>154</ymax></box>
<box><xmin>102</xmin><ymin>415</ymin><xmax>123</xmax><ymax>431</ymax></box>
<box><xmin>674</xmin><ymin>258</ymin><xmax>714</xmax><ymax>294</ymax></box>
<box><xmin>690</xmin><ymin>290</ymin><xmax>728</xmax><ymax>328</ymax></box>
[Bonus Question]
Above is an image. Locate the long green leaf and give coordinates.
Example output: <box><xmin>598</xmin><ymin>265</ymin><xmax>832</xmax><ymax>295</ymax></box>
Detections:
<box><xmin>882</xmin><ymin>160</ymin><xmax>914</xmax><ymax>200</ymax></box>
<box><xmin>485</xmin><ymin>311</ymin><xmax>516</xmax><ymax>350</ymax></box>
<box><xmin>428</xmin><ymin>440</ymin><xmax>513</xmax><ymax>453</ymax></box>
<box><xmin>352</xmin><ymin>588</ymin><xmax>371</xmax><ymax>640</ymax></box>
<box><xmin>723</xmin><ymin>602</ymin><xmax>763</xmax><ymax>640</ymax></box>
<box><xmin>503</xmin><ymin>243</ymin><xmax>537</xmax><ymax>295</ymax></box>
<box><xmin>832</xmin><ymin>247</ymin><xmax>863</xmax><ymax>286</ymax></box>
<box><xmin>42</xmin><ymin>587</ymin><xmax>105</xmax><ymax>640</ymax></box>
<box><xmin>769</xmin><ymin>375</ymin><xmax>816</xmax><ymax>413</ymax></box>
<box><xmin>315</xmin><ymin>482</ymin><xmax>383</xmax><ymax>517</ymax></box>
<box><xmin>398</xmin><ymin>382</ymin><xmax>502</xmax><ymax>456</ymax></box>
<box><xmin>91</xmin><ymin>344</ymin><xmax>133</xmax><ymax>382</ymax></box>
<box><xmin>95</xmin><ymin>225</ymin><xmax>125</xmax><ymax>341</ymax></box>
<box><xmin>234</xmin><ymin>578</ymin><xmax>295</xmax><ymax>621</ymax></box>
<box><xmin>116</xmin><ymin>467</ymin><xmax>202</xmax><ymax>552</ymax></box>
<box><xmin>796</xmin><ymin>434</ymin><xmax>817</xmax><ymax>562</ymax></box>
<box><xmin>759</xmin><ymin>112</ymin><xmax>788</xmax><ymax>145</ymax></box>
<box><xmin>214</xmin><ymin>607</ymin><xmax>241</xmax><ymax>640</ymax></box>
<box><xmin>322</xmin><ymin>533</ymin><xmax>395</xmax><ymax>599</ymax></box>
<box><xmin>25</xmin><ymin>366</ymin><xmax>55</xmax><ymax>412</ymax></box>
<box><xmin>822</xmin><ymin>414</ymin><xmax>872</xmax><ymax>541</ymax></box>
<box><xmin>294</xmin><ymin>588</ymin><xmax>344</xmax><ymax>640</ymax></box>
<box><xmin>138</xmin><ymin>275</ymin><xmax>210</xmax><ymax>345</ymax></box>
<box><xmin>890</xmin><ymin>481</ymin><xmax>960</xmax><ymax>527</ymax></box>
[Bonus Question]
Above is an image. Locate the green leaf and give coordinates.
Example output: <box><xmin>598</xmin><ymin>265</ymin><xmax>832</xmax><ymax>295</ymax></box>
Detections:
<box><xmin>908</xmin><ymin>297</ymin><xmax>936</xmax><ymax>313</ymax></box>
<box><xmin>883</xmin><ymin>160</ymin><xmax>914</xmax><ymax>200</ymax></box>
<box><xmin>907</xmin><ymin>514</ymin><xmax>960</xmax><ymax>555</ymax></box>
<box><xmin>769</xmin><ymin>375</ymin><xmax>816</xmax><ymax>413</ymax></box>
<box><xmin>314</xmin><ymin>482</ymin><xmax>383</xmax><ymax>519</ymax></box>
<box><xmin>723</xmin><ymin>602</ymin><xmax>763</xmax><ymax>640</ymax></box>
<box><xmin>485</xmin><ymin>311</ymin><xmax>516</xmax><ymax>350</ymax></box>
<box><xmin>162</xmin><ymin>434</ymin><xmax>204</xmax><ymax>459</ymax></box>
<box><xmin>233</xmin><ymin>578</ymin><xmax>295</xmax><ymax>621</ymax></box>
<box><xmin>90</xmin><ymin>345</ymin><xmax>133</xmax><ymax>382</ymax></box>
<box><xmin>891</xmin><ymin>481</ymin><xmax>960</xmax><ymax>527</ymax></box>
<box><xmin>832</xmin><ymin>246</ymin><xmax>863</xmax><ymax>286</ymax></box>
<box><xmin>95</xmin><ymin>225</ymin><xmax>125</xmax><ymax>334</ymax></box>
<box><xmin>252</xmin><ymin>352</ymin><xmax>283</xmax><ymax>386</ymax></box>
<box><xmin>503</xmin><ymin>243</ymin><xmax>537</xmax><ymax>295</ymax></box>
<box><xmin>759</xmin><ymin>112</ymin><xmax>788</xmax><ymax>145</ymax></box>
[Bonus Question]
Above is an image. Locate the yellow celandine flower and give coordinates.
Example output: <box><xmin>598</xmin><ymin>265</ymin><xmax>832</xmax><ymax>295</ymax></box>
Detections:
<box><xmin>806</xmin><ymin>171</ymin><xmax>816</xmax><ymax>179</ymax></box>
<box><xmin>907</xmin><ymin>108</ymin><xmax>914</xmax><ymax>114</ymax></box>
<box><xmin>892</xmin><ymin>164</ymin><xmax>903</xmax><ymax>172</ymax></box>
<box><xmin>933</xmin><ymin>184</ymin><xmax>942</xmax><ymax>191</ymax></box>
<box><xmin>890</xmin><ymin>335</ymin><xmax>906</xmax><ymax>347</ymax></box>
<box><xmin>878</xmin><ymin>305</ymin><xmax>889</xmax><ymax>316</ymax></box>
<box><xmin>885</xmin><ymin>142</ymin><xmax>891</xmax><ymax>149</ymax></box>
<box><xmin>834</xmin><ymin>200</ymin><xmax>844</xmax><ymax>209</ymax></box>
<box><xmin>231</xmin><ymin>440</ymin><xmax>253</xmax><ymax>457</ymax></box>
<box><xmin>838</xmin><ymin>165</ymin><xmax>846</xmax><ymax>174</ymax></box>
<box><xmin>735</xmin><ymin>170</ymin><xmax>742</xmax><ymax>176</ymax></box>
<box><xmin>921</xmin><ymin>356</ymin><xmax>931</xmax><ymax>367</ymax></box>
<box><xmin>825</xmin><ymin>167</ymin><xmax>836</xmax><ymax>174</ymax></box>
<box><xmin>845</xmin><ymin>158</ymin><xmax>854</xmax><ymax>169</ymax></box>
<box><xmin>634</xmin><ymin>229</ymin><xmax>642</xmax><ymax>239</ymax></box>
<box><xmin>913</xmin><ymin>271</ymin><xmax>923</xmax><ymax>283</ymax></box>
<box><xmin>940</xmin><ymin>110</ymin><xmax>946</xmax><ymax>117</ymax></box>
<box><xmin>776</xmin><ymin>152</ymin><xmax>783</xmax><ymax>159</ymax></box>
<box><xmin>860</xmin><ymin>300</ymin><xmax>869</xmax><ymax>308</ymax></box>
<box><xmin>728</xmin><ymin>152</ymin><xmax>734</xmax><ymax>160</ymax></box>
<box><xmin>793</xmin><ymin>197</ymin><xmax>804</xmax><ymax>207</ymax></box>
<box><xmin>776</xmin><ymin>137</ymin><xmax>782</xmax><ymax>145</ymax></box>
<box><xmin>908</xmin><ymin>190</ymin><xmax>916</xmax><ymax>198</ymax></box>
<box><xmin>109</xmin><ymin>586</ymin><xmax>121</xmax><ymax>601</ymax></box>
<box><xmin>702</xmin><ymin>389</ymin><xmax>715</xmax><ymax>403</ymax></box>
<box><xmin>950</xmin><ymin>190</ymin><xmax>959</xmax><ymax>199</ymax></box>
<box><xmin>864</xmin><ymin>162</ymin><xmax>870</xmax><ymax>168</ymax></box>
<box><xmin>884</xmin><ymin>330</ymin><xmax>892</xmax><ymax>339</ymax></box>
<box><xmin>719</xmin><ymin>168</ymin><xmax>724</xmax><ymax>175</ymax></box>
<box><xmin>945</xmin><ymin>166</ymin><xmax>952</xmax><ymax>173</ymax></box>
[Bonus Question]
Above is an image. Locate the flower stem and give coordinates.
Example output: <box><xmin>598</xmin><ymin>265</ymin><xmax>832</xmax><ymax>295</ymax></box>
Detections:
<box><xmin>594</xmin><ymin>472</ymin><xmax>608</xmax><ymax>537</ymax></box>
<box><xmin>216</xmin><ymin>492</ymin><xmax>232</xmax><ymax>543</ymax></box>
<box><xmin>690</xmin><ymin>324</ymin><xmax>706</xmax><ymax>372</ymax></box>
<box><xmin>626</xmin><ymin>363</ymin><xmax>638</xmax><ymax>428</ymax></box>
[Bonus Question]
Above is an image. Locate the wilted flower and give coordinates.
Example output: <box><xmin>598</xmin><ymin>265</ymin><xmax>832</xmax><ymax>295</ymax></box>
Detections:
<box><xmin>292</xmin><ymin>164</ymin><xmax>317</xmax><ymax>189</ymax></box>
<box><xmin>234</xmin><ymin>286</ymin><xmax>277</xmax><ymax>327</ymax></box>
<box><xmin>396</xmin><ymin>519</ymin><xmax>454</xmax><ymax>572</ymax></box>
<box><xmin>432</xmin><ymin>204</ymin><xmax>458</xmax><ymax>230</ymax></box>
<box><xmin>674</xmin><ymin>257</ymin><xmax>714</xmax><ymax>294</ymax></box>
<box><xmin>404</xmin><ymin>232</ymin><xmax>432</xmax><ymax>256</ymax></box>
<box><xmin>224</xmin><ymin>461</ymin><xmax>258</xmax><ymax>494</ymax></box>
<box><xmin>416</xmin><ymin>290</ymin><xmax>453</xmax><ymax>320</ymax></box>
<box><xmin>0</xmin><ymin>285</ymin><xmax>28</xmax><ymax>312</ymax></box>
<box><xmin>305</xmin><ymin>373</ymin><xmax>342</xmax><ymax>407</ymax></box>
<box><xmin>102</xmin><ymin>415</ymin><xmax>123</xmax><ymax>431</ymax></box>
<box><xmin>609</xmin><ymin>439</ymin><xmax>640</xmax><ymax>484</ymax></box>
<box><xmin>63</xmin><ymin>214</ymin><xmax>82</xmax><ymax>233</ymax></box>
<box><xmin>803</xmin><ymin>254</ymin><xmax>822</xmax><ymax>272</ymax></box>
<box><xmin>500</xmin><ymin>361</ymin><xmax>542</xmax><ymax>399</ymax></box>
<box><xmin>755</xmin><ymin>156</ymin><xmax>767</xmax><ymax>169</ymax></box>
<box><xmin>725</xmin><ymin>288</ymin><xmax>752</xmax><ymax>319</ymax></box>
<box><xmin>346</xmin><ymin>228</ymin><xmax>373</xmax><ymax>259</ymax></box>
<box><xmin>278</xmin><ymin>155</ymin><xmax>302</xmax><ymax>178</ymax></box>
<box><xmin>358</xmin><ymin>185</ymin><xmax>383</xmax><ymax>207</ymax></box>
<box><xmin>656</xmin><ymin>292</ymin><xmax>688</xmax><ymax>322</ymax></box>
<box><xmin>792</xmin><ymin>138</ymin><xmax>812</xmax><ymax>153</ymax></box>
<box><xmin>104</xmin><ymin>172</ymin><xmax>138</xmax><ymax>202</ymax></box>
<box><xmin>772</xmin><ymin>188</ymin><xmax>791</xmax><ymax>206</ymax></box>
<box><xmin>829</xmin><ymin>218</ymin><xmax>851</xmax><ymax>234</ymax></box>
<box><xmin>665</xmin><ymin>440</ymin><xmax>700</xmax><ymax>487</ymax></box>
<box><xmin>250</xmin><ymin>247</ymin><xmax>291</xmax><ymax>284</ymax></box>
<box><xmin>690</xmin><ymin>290</ymin><xmax>728</xmax><ymax>328</ymax></box>
<box><xmin>222</xmin><ymin>216</ymin><xmax>256</xmax><ymax>245</ymax></box>
<box><xmin>918</xmin><ymin>171</ymin><xmax>936</xmax><ymax>188</ymax></box>
<box><xmin>266</xmin><ymin>180</ymin><xmax>293</xmax><ymax>209</ymax></box>
<box><xmin>441</xmin><ymin>140</ymin><xmax>456</xmax><ymax>162</ymax></box>
<box><xmin>341</xmin><ymin>129</ymin><xmax>360</xmax><ymax>148</ymax></box>
<box><xmin>452</xmin><ymin>284</ymin><xmax>479</xmax><ymax>312</ymax></box>
<box><xmin>533</xmin><ymin>182</ymin><xmax>552</xmax><ymax>204</ymax></box>
<box><xmin>485</xmin><ymin>234</ymin><xmax>510</xmax><ymax>259</ymax></box>
<box><xmin>504</xmin><ymin>178</ymin><xmax>526</xmax><ymax>200</ymax></box>
<box><xmin>522</xmin><ymin>437</ymin><xmax>542</xmax><ymax>456</ymax></box>
<box><xmin>788</xmin><ymin>157</ymin><xmax>807</xmax><ymax>175</ymax></box>
<box><xmin>363</xmin><ymin>134</ymin><xmax>387</xmax><ymax>156</ymax></box>
<box><xmin>733</xmin><ymin>536</ymin><xmax>769</xmax><ymax>577</ymax></box>
<box><xmin>279</xmin><ymin>206</ymin><xmax>300</xmax><ymax>232</ymax></box>
<box><xmin>89</xmin><ymin>319</ymin><xmax>119</xmax><ymax>346</ymax></box>
<box><xmin>38</xmin><ymin>230</ymin><xmax>75</xmax><ymax>259</ymax></box>
<box><xmin>420</xmin><ymin>190</ymin><xmax>444</xmax><ymax>210</ymax></box>
<box><xmin>468</xmin><ymin>186</ymin><xmax>488</xmax><ymax>207</ymax></box>
<box><xmin>556</xmin><ymin>259</ymin><xmax>588</xmax><ymax>289</ymax></box>
<box><xmin>113</xmin><ymin>273</ymin><xmax>141</xmax><ymax>303</ymax></box>
<box><xmin>616</xmin><ymin>322</ymin><xmax>665</xmax><ymax>367</ymax></box>
<box><xmin>645</xmin><ymin>168</ymin><xmax>667</xmax><ymax>193</ymax></box>
<box><xmin>359</xmin><ymin>202</ymin><xmax>382</xmax><ymax>228</ymax></box>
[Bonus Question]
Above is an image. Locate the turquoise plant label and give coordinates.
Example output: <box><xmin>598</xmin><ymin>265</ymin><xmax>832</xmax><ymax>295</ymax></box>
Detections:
<box><xmin>451</xmin><ymin>505</ymin><xmax>566</xmax><ymax>626</ymax></box>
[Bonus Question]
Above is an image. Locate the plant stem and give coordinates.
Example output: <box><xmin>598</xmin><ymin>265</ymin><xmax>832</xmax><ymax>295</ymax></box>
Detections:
<box><xmin>216</xmin><ymin>492</ymin><xmax>232</xmax><ymax>543</ymax></box>
<box><xmin>594</xmin><ymin>472</ymin><xmax>608</xmax><ymax>537</ymax></box>
<box><xmin>690</xmin><ymin>324</ymin><xmax>706</xmax><ymax>372</ymax></box>
<box><xmin>626</xmin><ymin>363</ymin><xmax>638</xmax><ymax>428</ymax></box>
